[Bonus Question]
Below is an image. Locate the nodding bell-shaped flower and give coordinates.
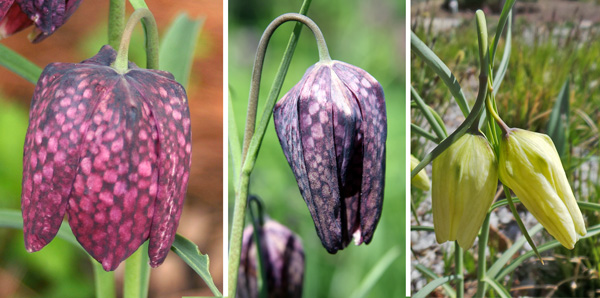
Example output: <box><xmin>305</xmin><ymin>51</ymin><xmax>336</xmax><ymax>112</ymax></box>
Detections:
<box><xmin>411</xmin><ymin>155</ymin><xmax>430</xmax><ymax>191</ymax></box>
<box><xmin>432</xmin><ymin>133</ymin><xmax>498</xmax><ymax>249</ymax></box>
<box><xmin>21</xmin><ymin>45</ymin><xmax>192</xmax><ymax>271</ymax></box>
<box><xmin>273</xmin><ymin>60</ymin><xmax>387</xmax><ymax>253</ymax></box>
<box><xmin>0</xmin><ymin>0</ymin><xmax>82</xmax><ymax>42</ymax></box>
<box><xmin>498</xmin><ymin>128</ymin><xmax>586</xmax><ymax>249</ymax></box>
<box><xmin>237</xmin><ymin>220</ymin><xmax>305</xmax><ymax>298</ymax></box>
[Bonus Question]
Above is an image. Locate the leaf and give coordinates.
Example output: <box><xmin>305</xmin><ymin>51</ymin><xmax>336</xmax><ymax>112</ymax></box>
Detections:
<box><xmin>171</xmin><ymin>234</ymin><xmax>222</xmax><ymax>297</ymax></box>
<box><xmin>490</xmin><ymin>0</ymin><xmax>517</xmax><ymax>64</ymax></box>
<box><xmin>483</xmin><ymin>276</ymin><xmax>512</xmax><ymax>298</ymax></box>
<box><xmin>413</xmin><ymin>275</ymin><xmax>461</xmax><ymax>298</ymax></box>
<box><xmin>486</xmin><ymin>224</ymin><xmax>543</xmax><ymax>279</ymax></box>
<box><xmin>0</xmin><ymin>44</ymin><xmax>42</xmax><ymax>84</ymax></box>
<box><xmin>159</xmin><ymin>13</ymin><xmax>204</xmax><ymax>88</ymax></box>
<box><xmin>411</xmin><ymin>31</ymin><xmax>470</xmax><ymax>117</ymax></box>
<box><xmin>547</xmin><ymin>78</ymin><xmax>570</xmax><ymax>156</ymax></box>
<box><xmin>415</xmin><ymin>264</ymin><xmax>456</xmax><ymax>298</ymax></box>
<box><xmin>492</xmin><ymin>11</ymin><xmax>512</xmax><ymax>95</ymax></box>
<box><xmin>350</xmin><ymin>247</ymin><xmax>401</xmax><ymax>298</ymax></box>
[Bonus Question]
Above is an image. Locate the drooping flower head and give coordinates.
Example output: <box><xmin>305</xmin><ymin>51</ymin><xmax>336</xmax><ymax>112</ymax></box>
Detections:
<box><xmin>498</xmin><ymin>128</ymin><xmax>586</xmax><ymax>249</ymax></box>
<box><xmin>432</xmin><ymin>133</ymin><xmax>498</xmax><ymax>249</ymax></box>
<box><xmin>21</xmin><ymin>45</ymin><xmax>192</xmax><ymax>271</ymax></box>
<box><xmin>237</xmin><ymin>219</ymin><xmax>305</xmax><ymax>298</ymax></box>
<box><xmin>411</xmin><ymin>154</ymin><xmax>430</xmax><ymax>191</ymax></box>
<box><xmin>0</xmin><ymin>0</ymin><xmax>82</xmax><ymax>42</ymax></box>
<box><xmin>273</xmin><ymin>60</ymin><xmax>387</xmax><ymax>253</ymax></box>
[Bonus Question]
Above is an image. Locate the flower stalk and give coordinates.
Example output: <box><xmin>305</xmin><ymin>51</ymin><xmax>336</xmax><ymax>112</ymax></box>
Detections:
<box><xmin>112</xmin><ymin>8</ymin><xmax>159</xmax><ymax>72</ymax></box>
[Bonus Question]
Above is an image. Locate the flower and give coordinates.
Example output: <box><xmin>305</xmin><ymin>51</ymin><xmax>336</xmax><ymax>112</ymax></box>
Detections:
<box><xmin>498</xmin><ymin>128</ymin><xmax>586</xmax><ymax>249</ymax></box>
<box><xmin>21</xmin><ymin>45</ymin><xmax>192</xmax><ymax>271</ymax></box>
<box><xmin>237</xmin><ymin>219</ymin><xmax>305</xmax><ymax>298</ymax></box>
<box><xmin>411</xmin><ymin>154</ymin><xmax>430</xmax><ymax>191</ymax></box>
<box><xmin>0</xmin><ymin>0</ymin><xmax>82</xmax><ymax>43</ymax></box>
<box><xmin>432</xmin><ymin>133</ymin><xmax>497</xmax><ymax>249</ymax></box>
<box><xmin>273</xmin><ymin>60</ymin><xmax>386</xmax><ymax>253</ymax></box>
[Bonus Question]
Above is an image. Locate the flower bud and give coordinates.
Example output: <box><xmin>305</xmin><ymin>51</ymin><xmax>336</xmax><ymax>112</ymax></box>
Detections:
<box><xmin>411</xmin><ymin>155</ymin><xmax>430</xmax><ymax>191</ymax></box>
<box><xmin>498</xmin><ymin>128</ymin><xmax>586</xmax><ymax>249</ymax></box>
<box><xmin>432</xmin><ymin>133</ymin><xmax>497</xmax><ymax>249</ymax></box>
<box><xmin>237</xmin><ymin>220</ymin><xmax>305</xmax><ymax>298</ymax></box>
<box><xmin>273</xmin><ymin>60</ymin><xmax>386</xmax><ymax>253</ymax></box>
<box><xmin>0</xmin><ymin>0</ymin><xmax>82</xmax><ymax>43</ymax></box>
<box><xmin>21</xmin><ymin>45</ymin><xmax>192</xmax><ymax>271</ymax></box>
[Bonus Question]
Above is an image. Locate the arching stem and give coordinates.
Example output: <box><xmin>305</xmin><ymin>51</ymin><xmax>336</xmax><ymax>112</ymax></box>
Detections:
<box><xmin>112</xmin><ymin>8</ymin><xmax>159</xmax><ymax>72</ymax></box>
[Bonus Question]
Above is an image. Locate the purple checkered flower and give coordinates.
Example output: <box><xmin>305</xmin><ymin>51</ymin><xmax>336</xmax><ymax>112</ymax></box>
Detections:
<box><xmin>273</xmin><ymin>60</ymin><xmax>387</xmax><ymax>253</ymax></box>
<box><xmin>21</xmin><ymin>45</ymin><xmax>192</xmax><ymax>271</ymax></box>
<box><xmin>0</xmin><ymin>0</ymin><xmax>82</xmax><ymax>42</ymax></box>
<box><xmin>238</xmin><ymin>220</ymin><xmax>305</xmax><ymax>298</ymax></box>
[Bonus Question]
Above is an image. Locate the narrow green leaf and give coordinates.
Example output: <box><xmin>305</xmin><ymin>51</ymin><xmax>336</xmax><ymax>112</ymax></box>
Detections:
<box><xmin>413</xmin><ymin>275</ymin><xmax>461</xmax><ymax>298</ymax></box>
<box><xmin>411</xmin><ymin>124</ymin><xmax>440</xmax><ymax>143</ymax></box>
<box><xmin>411</xmin><ymin>225</ymin><xmax>434</xmax><ymax>232</ymax></box>
<box><xmin>483</xmin><ymin>276</ymin><xmax>512</xmax><ymax>298</ymax></box>
<box><xmin>415</xmin><ymin>264</ymin><xmax>457</xmax><ymax>298</ymax></box>
<box><xmin>495</xmin><ymin>224</ymin><xmax>600</xmax><ymax>281</ymax></box>
<box><xmin>411</xmin><ymin>31</ymin><xmax>470</xmax><ymax>117</ymax></box>
<box><xmin>492</xmin><ymin>12</ymin><xmax>512</xmax><ymax>95</ymax></box>
<box><xmin>350</xmin><ymin>247</ymin><xmax>401</xmax><ymax>298</ymax></box>
<box><xmin>547</xmin><ymin>78</ymin><xmax>570</xmax><ymax>156</ymax></box>
<box><xmin>411</xmin><ymin>86</ymin><xmax>447</xmax><ymax>140</ymax></box>
<box><xmin>504</xmin><ymin>186</ymin><xmax>543</xmax><ymax>262</ymax></box>
<box><xmin>490</xmin><ymin>0</ymin><xmax>517</xmax><ymax>64</ymax></box>
<box><xmin>171</xmin><ymin>234</ymin><xmax>222</xmax><ymax>296</ymax></box>
<box><xmin>159</xmin><ymin>13</ymin><xmax>204</xmax><ymax>88</ymax></box>
<box><xmin>0</xmin><ymin>44</ymin><xmax>42</xmax><ymax>84</ymax></box>
<box><xmin>487</xmin><ymin>224</ymin><xmax>543</xmax><ymax>279</ymax></box>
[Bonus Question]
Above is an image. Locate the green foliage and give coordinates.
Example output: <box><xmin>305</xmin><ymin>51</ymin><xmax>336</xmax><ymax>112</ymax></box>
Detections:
<box><xmin>229</xmin><ymin>0</ymin><xmax>406</xmax><ymax>297</ymax></box>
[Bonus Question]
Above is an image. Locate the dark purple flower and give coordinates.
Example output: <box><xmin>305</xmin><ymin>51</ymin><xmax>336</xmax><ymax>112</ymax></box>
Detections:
<box><xmin>238</xmin><ymin>220</ymin><xmax>305</xmax><ymax>298</ymax></box>
<box><xmin>0</xmin><ymin>0</ymin><xmax>82</xmax><ymax>43</ymax></box>
<box><xmin>273</xmin><ymin>60</ymin><xmax>386</xmax><ymax>253</ymax></box>
<box><xmin>21</xmin><ymin>45</ymin><xmax>192</xmax><ymax>271</ymax></box>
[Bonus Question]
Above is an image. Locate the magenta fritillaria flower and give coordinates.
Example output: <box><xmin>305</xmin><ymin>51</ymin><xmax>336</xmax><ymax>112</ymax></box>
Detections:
<box><xmin>21</xmin><ymin>45</ymin><xmax>192</xmax><ymax>271</ymax></box>
<box><xmin>238</xmin><ymin>220</ymin><xmax>305</xmax><ymax>298</ymax></box>
<box><xmin>0</xmin><ymin>0</ymin><xmax>82</xmax><ymax>42</ymax></box>
<box><xmin>273</xmin><ymin>60</ymin><xmax>387</xmax><ymax>253</ymax></box>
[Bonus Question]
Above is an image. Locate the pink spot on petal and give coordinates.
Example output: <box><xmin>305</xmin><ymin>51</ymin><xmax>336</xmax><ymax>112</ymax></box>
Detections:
<box><xmin>138</xmin><ymin>161</ymin><xmax>152</xmax><ymax>177</ymax></box>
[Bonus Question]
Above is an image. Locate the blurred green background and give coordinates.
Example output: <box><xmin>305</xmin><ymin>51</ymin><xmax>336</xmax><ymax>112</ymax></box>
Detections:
<box><xmin>228</xmin><ymin>0</ymin><xmax>407</xmax><ymax>297</ymax></box>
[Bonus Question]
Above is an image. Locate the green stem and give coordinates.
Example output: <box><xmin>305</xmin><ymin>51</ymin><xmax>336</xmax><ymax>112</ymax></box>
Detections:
<box><xmin>240</xmin><ymin>10</ymin><xmax>328</xmax><ymax>167</ymax></box>
<box><xmin>123</xmin><ymin>243</ymin><xmax>150</xmax><ymax>298</ymax></box>
<box><xmin>475</xmin><ymin>213</ymin><xmax>491</xmax><ymax>297</ymax></box>
<box><xmin>0</xmin><ymin>44</ymin><xmax>42</xmax><ymax>84</ymax></box>
<box><xmin>248</xmin><ymin>196</ymin><xmax>268</xmax><ymax>298</ymax></box>
<box><xmin>112</xmin><ymin>8</ymin><xmax>160</xmax><ymax>72</ymax></box>
<box><xmin>228</xmin><ymin>3</ymin><xmax>312</xmax><ymax>297</ymax></box>
<box><xmin>455</xmin><ymin>242</ymin><xmax>464</xmax><ymax>298</ymax></box>
<box><xmin>93</xmin><ymin>260</ymin><xmax>116</xmax><ymax>298</ymax></box>
<box><xmin>108</xmin><ymin>0</ymin><xmax>126</xmax><ymax>49</ymax></box>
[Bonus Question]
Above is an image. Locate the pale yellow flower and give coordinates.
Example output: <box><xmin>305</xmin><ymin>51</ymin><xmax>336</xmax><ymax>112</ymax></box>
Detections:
<box><xmin>498</xmin><ymin>129</ymin><xmax>586</xmax><ymax>249</ymax></box>
<box><xmin>432</xmin><ymin>133</ymin><xmax>498</xmax><ymax>249</ymax></box>
<box><xmin>411</xmin><ymin>155</ymin><xmax>431</xmax><ymax>191</ymax></box>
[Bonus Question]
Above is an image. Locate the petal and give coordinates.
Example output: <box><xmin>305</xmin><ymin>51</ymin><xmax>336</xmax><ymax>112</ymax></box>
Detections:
<box><xmin>126</xmin><ymin>70</ymin><xmax>191</xmax><ymax>267</ymax></box>
<box><xmin>17</xmin><ymin>0</ymin><xmax>65</xmax><ymax>35</ymax></box>
<box><xmin>0</xmin><ymin>2</ymin><xmax>32</xmax><ymax>38</ymax></box>
<box><xmin>66</xmin><ymin>78</ymin><xmax>158</xmax><ymax>271</ymax></box>
<box><xmin>296</xmin><ymin>65</ymin><xmax>343</xmax><ymax>253</ymax></box>
<box><xmin>332</xmin><ymin>61</ymin><xmax>387</xmax><ymax>244</ymax></box>
<box><xmin>21</xmin><ymin>62</ymin><xmax>113</xmax><ymax>252</ymax></box>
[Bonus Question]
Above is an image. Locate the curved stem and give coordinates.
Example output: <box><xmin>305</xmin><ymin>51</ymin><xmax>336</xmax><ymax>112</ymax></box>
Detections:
<box><xmin>240</xmin><ymin>12</ymin><xmax>330</xmax><ymax>166</ymax></box>
<box><xmin>112</xmin><ymin>8</ymin><xmax>159</xmax><ymax>72</ymax></box>
<box><xmin>229</xmin><ymin>2</ymin><xmax>313</xmax><ymax>297</ymax></box>
<box><xmin>485</xmin><ymin>93</ymin><xmax>510</xmax><ymax>135</ymax></box>
<box><xmin>108</xmin><ymin>0</ymin><xmax>125</xmax><ymax>49</ymax></box>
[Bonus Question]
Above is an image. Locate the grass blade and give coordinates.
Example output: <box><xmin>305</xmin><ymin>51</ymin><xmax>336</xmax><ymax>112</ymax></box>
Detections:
<box><xmin>487</xmin><ymin>224</ymin><xmax>543</xmax><ymax>279</ymax></box>
<box><xmin>547</xmin><ymin>78</ymin><xmax>570</xmax><ymax>156</ymax></box>
<box><xmin>490</xmin><ymin>0</ymin><xmax>516</xmax><ymax>64</ymax></box>
<box><xmin>159</xmin><ymin>13</ymin><xmax>204</xmax><ymax>88</ymax></box>
<box><xmin>413</xmin><ymin>275</ymin><xmax>461</xmax><ymax>298</ymax></box>
<box><xmin>411</xmin><ymin>31</ymin><xmax>470</xmax><ymax>117</ymax></box>
<box><xmin>483</xmin><ymin>276</ymin><xmax>512</xmax><ymax>298</ymax></box>
<box><xmin>350</xmin><ymin>247</ymin><xmax>401</xmax><ymax>298</ymax></box>
<box><xmin>492</xmin><ymin>12</ymin><xmax>512</xmax><ymax>95</ymax></box>
<box><xmin>415</xmin><ymin>264</ymin><xmax>457</xmax><ymax>298</ymax></box>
